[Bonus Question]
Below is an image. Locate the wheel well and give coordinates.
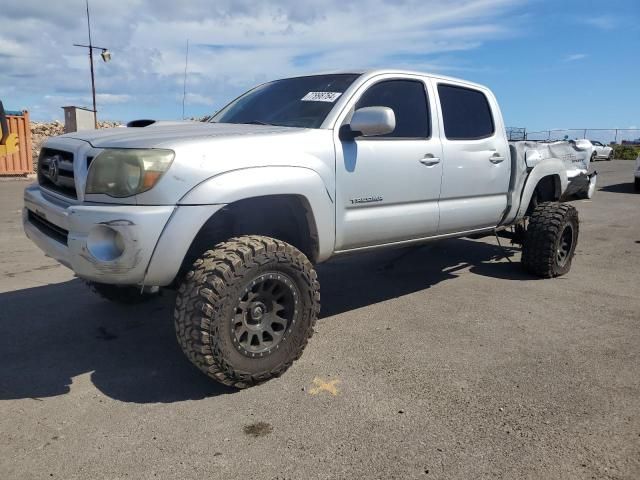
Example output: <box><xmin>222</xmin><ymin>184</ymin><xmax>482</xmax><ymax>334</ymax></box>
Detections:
<box><xmin>175</xmin><ymin>195</ymin><xmax>319</xmax><ymax>283</ymax></box>
<box><xmin>526</xmin><ymin>175</ymin><xmax>561</xmax><ymax>215</ymax></box>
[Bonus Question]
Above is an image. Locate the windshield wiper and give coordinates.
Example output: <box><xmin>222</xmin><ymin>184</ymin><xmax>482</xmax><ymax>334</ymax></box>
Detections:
<box><xmin>243</xmin><ymin>120</ymin><xmax>273</xmax><ymax>126</ymax></box>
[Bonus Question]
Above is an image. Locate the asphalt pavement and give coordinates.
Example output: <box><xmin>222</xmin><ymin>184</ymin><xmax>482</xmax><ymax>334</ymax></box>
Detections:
<box><xmin>1</xmin><ymin>160</ymin><xmax>638</xmax><ymax>479</ymax></box>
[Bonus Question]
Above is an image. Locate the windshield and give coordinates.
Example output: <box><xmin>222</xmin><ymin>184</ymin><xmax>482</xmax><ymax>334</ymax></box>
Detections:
<box><xmin>210</xmin><ymin>74</ymin><xmax>360</xmax><ymax>129</ymax></box>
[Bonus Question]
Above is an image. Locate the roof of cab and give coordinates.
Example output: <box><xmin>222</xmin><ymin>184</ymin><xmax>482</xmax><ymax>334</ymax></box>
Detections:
<box><xmin>306</xmin><ymin>68</ymin><xmax>488</xmax><ymax>90</ymax></box>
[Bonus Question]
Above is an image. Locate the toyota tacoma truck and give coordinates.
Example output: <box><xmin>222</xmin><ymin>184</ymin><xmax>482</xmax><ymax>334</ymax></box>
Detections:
<box><xmin>24</xmin><ymin>70</ymin><xmax>580</xmax><ymax>388</ymax></box>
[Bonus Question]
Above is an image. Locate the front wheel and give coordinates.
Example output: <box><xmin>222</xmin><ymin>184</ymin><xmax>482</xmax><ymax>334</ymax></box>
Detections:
<box><xmin>521</xmin><ymin>202</ymin><xmax>579</xmax><ymax>278</ymax></box>
<box><xmin>174</xmin><ymin>235</ymin><xmax>320</xmax><ymax>388</ymax></box>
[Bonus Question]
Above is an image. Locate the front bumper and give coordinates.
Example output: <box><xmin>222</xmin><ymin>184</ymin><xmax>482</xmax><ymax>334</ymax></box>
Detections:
<box><xmin>23</xmin><ymin>184</ymin><xmax>174</xmax><ymax>285</ymax></box>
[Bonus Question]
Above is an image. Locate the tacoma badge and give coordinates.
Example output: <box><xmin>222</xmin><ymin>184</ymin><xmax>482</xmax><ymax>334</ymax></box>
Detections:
<box><xmin>350</xmin><ymin>196</ymin><xmax>383</xmax><ymax>204</ymax></box>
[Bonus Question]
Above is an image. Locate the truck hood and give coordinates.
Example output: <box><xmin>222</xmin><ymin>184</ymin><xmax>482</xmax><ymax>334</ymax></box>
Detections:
<box><xmin>61</xmin><ymin>122</ymin><xmax>309</xmax><ymax>149</ymax></box>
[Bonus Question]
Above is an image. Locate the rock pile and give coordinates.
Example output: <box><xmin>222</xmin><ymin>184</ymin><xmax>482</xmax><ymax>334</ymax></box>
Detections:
<box><xmin>30</xmin><ymin>120</ymin><xmax>121</xmax><ymax>169</ymax></box>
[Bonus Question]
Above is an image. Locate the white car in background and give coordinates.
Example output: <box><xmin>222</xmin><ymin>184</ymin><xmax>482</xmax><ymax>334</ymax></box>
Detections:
<box><xmin>635</xmin><ymin>155</ymin><xmax>640</xmax><ymax>191</ymax></box>
<box><xmin>590</xmin><ymin>140</ymin><xmax>614</xmax><ymax>161</ymax></box>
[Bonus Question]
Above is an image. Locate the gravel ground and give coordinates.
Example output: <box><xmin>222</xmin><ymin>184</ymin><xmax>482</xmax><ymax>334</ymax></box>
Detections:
<box><xmin>0</xmin><ymin>160</ymin><xmax>638</xmax><ymax>480</ymax></box>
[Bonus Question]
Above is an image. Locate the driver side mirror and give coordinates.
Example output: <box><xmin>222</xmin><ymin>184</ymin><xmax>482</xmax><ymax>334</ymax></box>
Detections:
<box><xmin>344</xmin><ymin>106</ymin><xmax>396</xmax><ymax>139</ymax></box>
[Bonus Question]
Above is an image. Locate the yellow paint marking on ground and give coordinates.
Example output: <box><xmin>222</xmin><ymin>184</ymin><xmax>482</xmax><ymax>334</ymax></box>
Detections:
<box><xmin>309</xmin><ymin>377</ymin><xmax>340</xmax><ymax>396</ymax></box>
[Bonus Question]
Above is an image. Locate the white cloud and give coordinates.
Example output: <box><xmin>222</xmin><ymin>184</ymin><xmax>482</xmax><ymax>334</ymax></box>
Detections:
<box><xmin>579</xmin><ymin>16</ymin><xmax>617</xmax><ymax>30</ymax></box>
<box><xmin>96</xmin><ymin>94</ymin><xmax>132</xmax><ymax>104</ymax></box>
<box><xmin>564</xmin><ymin>53</ymin><xmax>588</xmax><ymax>62</ymax></box>
<box><xmin>0</xmin><ymin>0</ymin><xmax>524</xmax><ymax>120</ymax></box>
<box><xmin>183</xmin><ymin>93</ymin><xmax>215</xmax><ymax>106</ymax></box>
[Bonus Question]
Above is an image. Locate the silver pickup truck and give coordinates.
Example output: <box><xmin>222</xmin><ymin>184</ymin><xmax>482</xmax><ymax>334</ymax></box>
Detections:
<box><xmin>24</xmin><ymin>70</ymin><xmax>581</xmax><ymax>387</ymax></box>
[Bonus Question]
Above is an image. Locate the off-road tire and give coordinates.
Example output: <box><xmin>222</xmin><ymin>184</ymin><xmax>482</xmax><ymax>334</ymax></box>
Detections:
<box><xmin>521</xmin><ymin>202</ymin><xmax>579</xmax><ymax>278</ymax></box>
<box><xmin>87</xmin><ymin>282</ymin><xmax>157</xmax><ymax>304</ymax></box>
<box><xmin>174</xmin><ymin>235</ymin><xmax>320</xmax><ymax>388</ymax></box>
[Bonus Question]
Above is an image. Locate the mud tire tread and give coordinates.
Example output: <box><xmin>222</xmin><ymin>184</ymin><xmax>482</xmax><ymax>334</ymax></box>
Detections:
<box><xmin>521</xmin><ymin>202</ymin><xmax>579</xmax><ymax>278</ymax></box>
<box><xmin>173</xmin><ymin>235</ymin><xmax>320</xmax><ymax>388</ymax></box>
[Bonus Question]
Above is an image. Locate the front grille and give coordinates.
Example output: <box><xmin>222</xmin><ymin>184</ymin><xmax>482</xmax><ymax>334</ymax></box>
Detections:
<box><xmin>27</xmin><ymin>210</ymin><xmax>69</xmax><ymax>245</ymax></box>
<box><xmin>38</xmin><ymin>148</ymin><xmax>77</xmax><ymax>198</ymax></box>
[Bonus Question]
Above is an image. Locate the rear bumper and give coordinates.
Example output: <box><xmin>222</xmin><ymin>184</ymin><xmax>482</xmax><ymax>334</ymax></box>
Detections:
<box><xmin>564</xmin><ymin>171</ymin><xmax>597</xmax><ymax>199</ymax></box>
<box><xmin>23</xmin><ymin>184</ymin><xmax>174</xmax><ymax>285</ymax></box>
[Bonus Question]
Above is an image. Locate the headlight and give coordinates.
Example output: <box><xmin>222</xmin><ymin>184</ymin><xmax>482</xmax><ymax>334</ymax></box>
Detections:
<box><xmin>85</xmin><ymin>149</ymin><xmax>174</xmax><ymax>198</ymax></box>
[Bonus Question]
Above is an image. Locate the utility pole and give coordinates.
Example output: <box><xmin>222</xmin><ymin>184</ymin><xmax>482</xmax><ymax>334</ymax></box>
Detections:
<box><xmin>73</xmin><ymin>0</ymin><xmax>111</xmax><ymax>129</ymax></box>
<box><xmin>86</xmin><ymin>0</ymin><xmax>97</xmax><ymax>129</ymax></box>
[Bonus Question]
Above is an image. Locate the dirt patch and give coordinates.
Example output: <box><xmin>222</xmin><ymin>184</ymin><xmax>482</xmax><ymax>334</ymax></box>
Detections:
<box><xmin>243</xmin><ymin>421</ymin><xmax>273</xmax><ymax>437</ymax></box>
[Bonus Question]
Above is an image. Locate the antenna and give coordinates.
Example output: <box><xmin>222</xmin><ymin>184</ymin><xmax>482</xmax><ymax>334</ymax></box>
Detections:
<box><xmin>182</xmin><ymin>39</ymin><xmax>189</xmax><ymax>119</ymax></box>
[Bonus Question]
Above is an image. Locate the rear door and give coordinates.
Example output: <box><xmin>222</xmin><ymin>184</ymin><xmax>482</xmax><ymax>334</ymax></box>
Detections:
<box><xmin>433</xmin><ymin>81</ymin><xmax>511</xmax><ymax>234</ymax></box>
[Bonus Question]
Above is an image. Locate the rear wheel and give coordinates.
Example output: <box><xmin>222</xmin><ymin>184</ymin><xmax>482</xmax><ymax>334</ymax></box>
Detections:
<box><xmin>174</xmin><ymin>235</ymin><xmax>320</xmax><ymax>388</ymax></box>
<box><xmin>608</xmin><ymin>150</ymin><xmax>614</xmax><ymax>161</ymax></box>
<box><xmin>521</xmin><ymin>202</ymin><xmax>579</xmax><ymax>278</ymax></box>
<box><xmin>591</xmin><ymin>151</ymin><xmax>597</xmax><ymax>163</ymax></box>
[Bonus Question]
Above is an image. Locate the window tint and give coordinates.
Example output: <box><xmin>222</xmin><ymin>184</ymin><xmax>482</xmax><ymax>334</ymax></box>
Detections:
<box><xmin>212</xmin><ymin>74</ymin><xmax>360</xmax><ymax>128</ymax></box>
<box><xmin>438</xmin><ymin>84</ymin><xmax>494</xmax><ymax>140</ymax></box>
<box><xmin>356</xmin><ymin>80</ymin><xmax>430</xmax><ymax>138</ymax></box>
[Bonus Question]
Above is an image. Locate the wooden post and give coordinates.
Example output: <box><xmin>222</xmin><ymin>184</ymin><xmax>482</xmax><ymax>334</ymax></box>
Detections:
<box><xmin>24</xmin><ymin>110</ymin><xmax>33</xmax><ymax>173</ymax></box>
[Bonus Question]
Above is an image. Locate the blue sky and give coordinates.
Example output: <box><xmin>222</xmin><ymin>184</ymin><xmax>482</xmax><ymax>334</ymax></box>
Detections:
<box><xmin>1</xmin><ymin>0</ymin><xmax>638</xmax><ymax>132</ymax></box>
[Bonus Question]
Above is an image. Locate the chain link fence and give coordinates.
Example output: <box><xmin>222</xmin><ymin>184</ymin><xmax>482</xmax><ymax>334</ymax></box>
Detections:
<box><xmin>506</xmin><ymin>128</ymin><xmax>640</xmax><ymax>144</ymax></box>
<box><xmin>505</xmin><ymin>128</ymin><xmax>640</xmax><ymax>159</ymax></box>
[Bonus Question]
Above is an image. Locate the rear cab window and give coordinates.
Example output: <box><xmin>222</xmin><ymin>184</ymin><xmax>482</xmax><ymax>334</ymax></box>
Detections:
<box><xmin>437</xmin><ymin>84</ymin><xmax>495</xmax><ymax>140</ymax></box>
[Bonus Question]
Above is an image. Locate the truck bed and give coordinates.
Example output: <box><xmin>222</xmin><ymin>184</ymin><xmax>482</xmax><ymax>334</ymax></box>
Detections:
<box><xmin>509</xmin><ymin>139</ymin><xmax>595</xmax><ymax>199</ymax></box>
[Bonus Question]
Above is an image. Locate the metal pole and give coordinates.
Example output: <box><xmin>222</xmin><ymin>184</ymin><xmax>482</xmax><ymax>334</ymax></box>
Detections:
<box><xmin>182</xmin><ymin>40</ymin><xmax>189</xmax><ymax>119</ymax></box>
<box><xmin>89</xmin><ymin>49</ymin><xmax>97</xmax><ymax>129</ymax></box>
<box><xmin>86</xmin><ymin>0</ymin><xmax>98</xmax><ymax>129</ymax></box>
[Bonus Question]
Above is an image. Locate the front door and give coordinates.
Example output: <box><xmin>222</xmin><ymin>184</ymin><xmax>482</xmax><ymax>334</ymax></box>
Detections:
<box><xmin>334</xmin><ymin>77</ymin><xmax>443</xmax><ymax>251</ymax></box>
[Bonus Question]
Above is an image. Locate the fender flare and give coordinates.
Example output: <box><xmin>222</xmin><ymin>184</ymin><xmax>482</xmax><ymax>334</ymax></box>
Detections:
<box><xmin>144</xmin><ymin>166</ymin><xmax>335</xmax><ymax>286</ymax></box>
<box><xmin>180</xmin><ymin>166</ymin><xmax>335</xmax><ymax>260</ymax></box>
<box><xmin>514</xmin><ymin>158</ymin><xmax>568</xmax><ymax>220</ymax></box>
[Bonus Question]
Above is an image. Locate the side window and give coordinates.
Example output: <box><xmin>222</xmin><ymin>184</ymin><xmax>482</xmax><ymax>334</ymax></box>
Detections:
<box><xmin>438</xmin><ymin>84</ymin><xmax>495</xmax><ymax>140</ymax></box>
<box><xmin>356</xmin><ymin>80</ymin><xmax>430</xmax><ymax>138</ymax></box>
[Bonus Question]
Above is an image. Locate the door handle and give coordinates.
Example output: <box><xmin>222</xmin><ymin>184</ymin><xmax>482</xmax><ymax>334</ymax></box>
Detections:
<box><xmin>489</xmin><ymin>152</ymin><xmax>505</xmax><ymax>164</ymax></box>
<box><xmin>420</xmin><ymin>154</ymin><xmax>441</xmax><ymax>167</ymax></box>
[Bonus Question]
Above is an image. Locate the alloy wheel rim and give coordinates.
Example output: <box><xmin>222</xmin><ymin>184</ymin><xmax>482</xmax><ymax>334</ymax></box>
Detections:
<box><xmin>556</xmin><ymin>224</ymin><xmax>574</xmax><ymax>267</ymax></box>
<box><xmin>231</xmin><ymin>272</ymin><xmax>299</xmax><ymax>357</ymax></box>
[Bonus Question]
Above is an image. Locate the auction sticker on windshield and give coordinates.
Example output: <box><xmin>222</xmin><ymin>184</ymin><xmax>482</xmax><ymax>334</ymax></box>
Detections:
<box><xmin>301</xmin><ymin>92</ymin><xmax>342</xmax><ymax>102</ymax></box>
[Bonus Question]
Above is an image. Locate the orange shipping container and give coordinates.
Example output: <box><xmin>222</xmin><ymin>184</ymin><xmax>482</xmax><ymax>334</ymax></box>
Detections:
<box><xmin>0</xmin><ymin>111</ymin><xmax>33</xmax><ymax>176</ymax></box>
